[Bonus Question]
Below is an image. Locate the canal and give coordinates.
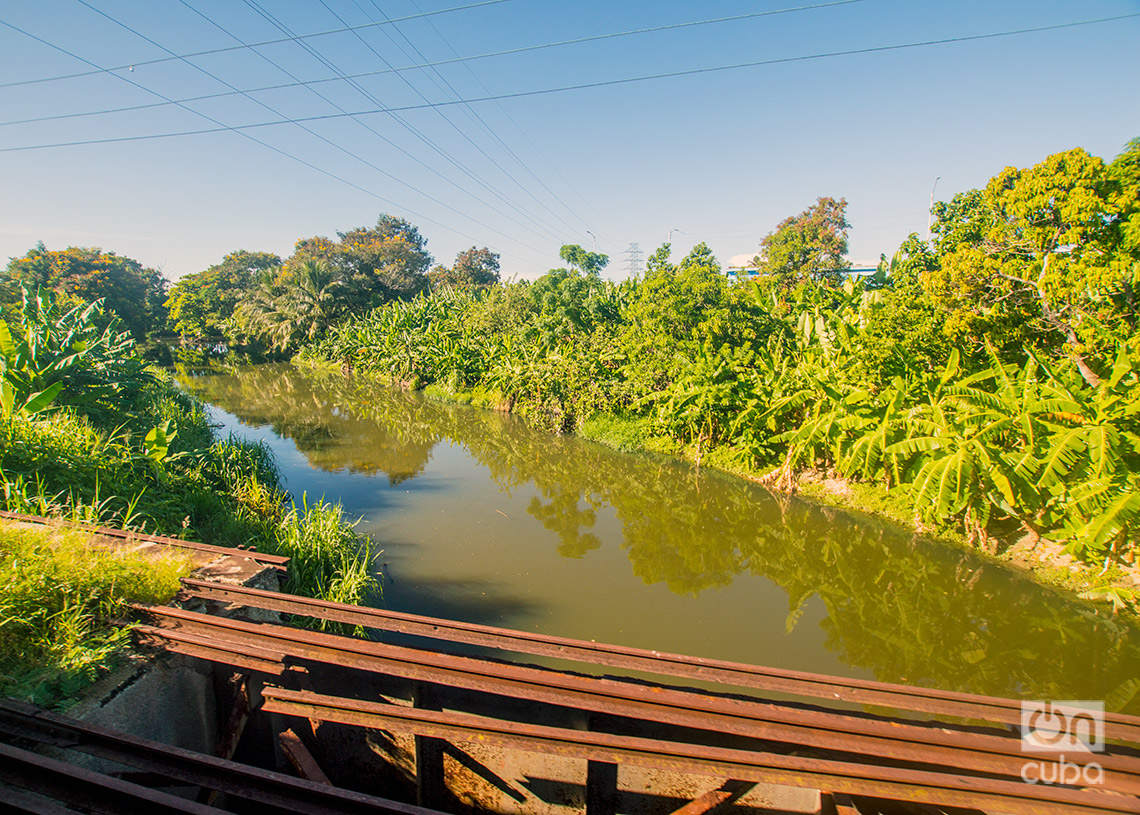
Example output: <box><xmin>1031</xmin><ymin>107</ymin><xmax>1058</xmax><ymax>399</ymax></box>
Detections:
<box><xmin>176</xmin><ymin>363</ymin><xmax>1140</xmax><ymax>710</ymax></box>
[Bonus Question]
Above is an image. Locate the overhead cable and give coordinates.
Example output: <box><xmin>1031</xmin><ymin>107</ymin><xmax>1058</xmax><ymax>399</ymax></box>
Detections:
<box><xmin>0</xmin><ymin>0</ymin><xmax>862</xmax><ymax>129</ymax></box>
<box><xmin>0</xmin><ymin>0</ymin><xmax>512</xmax><ymax>89</ymax></box>
<box><xmin>3</xmin><ymin>12</ymin><xmax>1132</xmax><ymax>154</ymax></box>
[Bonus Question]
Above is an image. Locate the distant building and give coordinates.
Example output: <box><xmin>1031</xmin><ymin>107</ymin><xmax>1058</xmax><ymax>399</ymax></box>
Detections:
<box><xmin>725</xmin><ymin>265</ymin><xmax>878</xmax><ymax>280</ymax></box>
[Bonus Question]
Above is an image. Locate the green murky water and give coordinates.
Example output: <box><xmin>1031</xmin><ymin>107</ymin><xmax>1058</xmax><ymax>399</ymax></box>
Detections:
<box><xmin>176</xmin><ymin>363</ymin><xmax>1140</xmax><ymax>710</ymax></box>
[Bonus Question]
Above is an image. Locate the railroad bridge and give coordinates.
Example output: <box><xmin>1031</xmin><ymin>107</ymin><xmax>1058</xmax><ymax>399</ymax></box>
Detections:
<box><xmin>1</xmin><ymin>514</ymin><xmax>1138</xmax><ymax>815</ymax></box>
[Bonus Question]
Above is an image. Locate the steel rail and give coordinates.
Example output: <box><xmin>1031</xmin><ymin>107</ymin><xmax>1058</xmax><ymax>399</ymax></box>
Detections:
<box><xmin>0</xmin><ymin>510</ymin><xmax>289</xmax><ymax>567</ymax></box>
<box><xmin>0</xmin><ymin>699</ymin><xmax>440</xmax><ymax>815</ymax></box>
<box><xmin>0</xmin><ymin>740</ymin><xmax>229</xmax><ymax>814</ymax></box>
<box><xmin>178</xmin><ymin>577</ymin><xmax>1140</xmax><ymax>738</ymax></box>
<box><xmin>261</xmin><ymin>687</ymin><xmax>1140</xmax><ymax>815</ymax></box>
<box><xmin>134</xmin><ymin>605</ymin><xmax>1140</xmax><ymax>795</ymax></box>
<box><xmin>0</xmin><ymin>784</ymin><xmax>82</xmax><ymax>815</ymax></box>
<box><xmin>133</xmin><ymin>625</ymin><xmax>289</xmax><ymax>676</ymax></box>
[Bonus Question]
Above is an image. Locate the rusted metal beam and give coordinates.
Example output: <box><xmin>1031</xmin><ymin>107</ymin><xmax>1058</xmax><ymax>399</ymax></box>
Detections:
<box><xmin>216</xmin><ymin>674</ymin><xmax>251</xmax><ymax>760</ymax></box>
<box><xmin>177</xmin><ymin>577</ymin><xmax>1140</xmax><ymax>739</ymax></box>
<box><xmin>134</xmin><ymin>624</ymin><xmax>287</xmax><ymax>677</ymax></box>
<box><xmin>0</xmin><ymin>741</ymin><xmax>228</xmax><ymax>814</ymax></box>
<box><xmin>0</xmin><ymin>699</ymin><xmax>441</xmax><ymax>815</ymax></box>
<box><xmin>0</xmin><ymin>510</ymin><xmax>289</xmax><ymax>567</ymax></box>
<box><xmin>0</xmin><ymin>784</ymin><xmax>88</xmax><ymax>815</ymax></box>
<box><xmin>669</xmin><ymin>780</ymin><xmax>755</xmax><ymax>815</ymax></box>
<box><xmin>279</xmin><ymin>728</ymin><xmax>332</xmax><ymax>785</ymax></box>
<box><xmin>413</xmin><ymin>683</ymin><xmax>447</xmax><ymax>811</ymax></box>
<box><xmin>134</xmin><ymin>605</ymin><xmax>1140</xmax><ymax>795</ymax></box>
<box><xmin>199</xmin><ymin>674</ymin><xmax>252</xmax><ymax>806</ymax></box>
<box><xmin>260</xmin><ymin>687</ymin><xmax>1140</xmax><ymax>815</ymax></box>
<box><xmin>825</xmin><ymin>791</ymin><xmax>860</xmax><ymax>814</ymax></box>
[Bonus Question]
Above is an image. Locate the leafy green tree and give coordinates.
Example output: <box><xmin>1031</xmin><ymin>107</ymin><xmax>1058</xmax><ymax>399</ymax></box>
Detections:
<box><xmin>165</xmin><ymin>250</ymin><xmax>281</xmax><ymax>343</ymax></box>
<box><xmin>4</xmin><ymin>244</ymin><xmax>167</xmax><ymax>340</ymax></box>
<box><xmin>625</xmin><ymin>243</ymin><xmax>768</xmax><ymax>350</ymax></box>
<box><xmin>558</xmin><ymin>244</ymin><xmax>609</xmax><ymax>276</ymax></box>
<box><xmin>622</xmin><ymin>243</ymin><xmax>777</xmax><ymax>401</ymax></box>
<box><xmin>233</xmin><ymin>259</ymin><xmax>344</xmax><ymax>353</ymax></box>
<box><xmin>930</xmin><ymin>189</ymin><xmax>987</xmax><ymax>255</ymax></box>
<box><xmin>924</xmin><ymin>146</ymin><xmax>1139</xmax><ymax>385</ymax></box>
<box><xmin>753</xmin><ymin>197</ymin><xmax>851</xmax><ymax>291</ymax></box>
<box><xmin>428</xmin><ymin>246</ymin><xmax>501</xmax><ymax>290</ymax></box>
<box><xmin>293</xmin><ymin>214</ymin><xmax>431</xmax><ymax>309</ymax></box>
<box><xmin>1106</xmin><ymin>138</ymin><xmax>1140</xmax><ymax>331</ymax></box>
<box><xmin>527</xmin><ymin>269</ymin><xmax>620</xmax><ymax>348</ymax></box>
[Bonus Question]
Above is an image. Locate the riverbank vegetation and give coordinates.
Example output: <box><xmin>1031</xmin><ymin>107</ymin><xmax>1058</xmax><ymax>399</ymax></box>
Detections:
<box><xmin>0</xmin><ymin>285</ymin><xmax>376</xmax><ymax>706</ymax></box>
<box><xmin>288</xmin><ymin>141</ymin><xmax>1139</xmax><ymax>591</ymax></box>
<box><xmin>0</xmin><ymin>522</ymin><xmax>190</xmax><ymax>708</ymax></box>
<box><xmin>175</xmin><ymin>364</ymin><xmax>1140</xmax><ymax>708</ymax></box>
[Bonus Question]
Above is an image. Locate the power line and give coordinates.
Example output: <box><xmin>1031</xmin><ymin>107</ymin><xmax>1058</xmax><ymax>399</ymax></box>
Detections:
<box><xmin>402</xmin><ymin>0</ymin><xmax>606</xmax><ymax>239</ymax></box>
<box><xmin>172</xmin><ymin>1</ymin><xmax>554</xmax><ymax>251</ymax></box>
<box><xmin>0</xmin><ymin>0</ymin><xmax>861</xmax><ymax>130</ymax></box>
<box><xmin>303</xmin><ymin>0</ymin><xmax>576</xmax><ymax>242</ymax></box>
<box><xmin>5</xmin><ymin>12</ymin><xmax>1132</xmax><ymax>154</ymax></box>
<box><xmin>163</xmin><ymin>0</ymin><xmax>551</xmax><ymax>253</ymax></box>
<box><xmin>0</xmin><ymin>12</ymin><xmax>522</xmax><ymax>260</ymax></box>
<box><xmin>236</xmin><ymin>0</ymin><xmax>566</xmax><ymax>244</ymax></box>
<box><xmin>347</xmin><ymin>0</ymin><xmax>590</xmax><ymax>240</ymax></box>
<box><xmin>0</xmin><ymin>0</ymin><xmax>512</xmax><ymax>89</ymax></box>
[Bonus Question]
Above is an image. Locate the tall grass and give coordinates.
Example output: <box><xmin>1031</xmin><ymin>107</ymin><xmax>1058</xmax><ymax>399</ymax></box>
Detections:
<box><xmin>0</xmin><ymin>402</ymin><xmax>378</xmax><ymax>604</ymax></box>
<box><xmin>0</xmin><ymin>524</ymin><xmax>191</xmax><ymax>708</ymax></box>
<box><xmin>272</xmin><ymin>495</ymin><xmax>378</xmax><ymax>628</ymax></box>
<box><xmin>0</xmin><ymin>284</ymin><xmax>380</xmax><ymax>704</ymax></box>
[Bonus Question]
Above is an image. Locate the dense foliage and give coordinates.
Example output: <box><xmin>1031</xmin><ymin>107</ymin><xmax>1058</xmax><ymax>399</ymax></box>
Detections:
<box><xmin>159</xmin><ymin>214</ymin><xmax>441</xmax><ymax>355</ymax></box>
<box><xmin>302</xmin><ymin>142</ymin><xmax>1140</xmax><ymax>568</ymax></box>
<box><xmin>165</xmin><ymin>250</ymin><xmax>281</xmax><ymax>344</ymax></box>
<box><xmin>178</xmin><ymin>364</ymin><xmax>1140</xmax><ymax>710</ymax></box>
<box><xmin>3</xmin><ymin>243</ymin><xmax>167</xmax><ymax>341</ymax></box>
<box><xmin>427</xmin><ymin>246</ymin><xmax>502</xmax><ymax>290</ymax></box>
<box><xmin>0</xmin><ymin>524</ymin><xmax>189</xmax><ymax>708</ymax></box>
<box><xmin>0</xmin><ymin>285</ymin><xmax>378</xmax><ymax>705</ymax></box>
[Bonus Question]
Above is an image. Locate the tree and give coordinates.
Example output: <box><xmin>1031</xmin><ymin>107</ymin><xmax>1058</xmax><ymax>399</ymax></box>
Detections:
<box><xmin>924</xmin><ymin>146</ymin><xmax>1139</xmax><ymax>386</ymax></box>
<box><xmin>558</xmin><ymin>244</ymin><xmax>609</xmax><ymax>276</ymax></box>
<box><xmin>427</xmin><ymin>246</ymin><xmax>501</xmax><ymax>290</ymax></box>
<box><xmin>233</xmin><ymin>259</ymin><xmax>345</xmax><ymax>353</ymax></box>
<box><xmin>165</xmin><ymin>250</ymin><xmax>281</xmax><ymax>342</ymax></box>
<box><xmin>292</xmin><ymin>214</ymin><xmax>431</xmax><ymax>309</ymax></box>
<box><xmin>4</xmin><ymin>244</ymin><xmax>167</xmax><ymax>340</ymax></box>
<box><xmin>753</xmin><ymin>197</ymin><xmax>851</xmax><ymax>291</ymax></box>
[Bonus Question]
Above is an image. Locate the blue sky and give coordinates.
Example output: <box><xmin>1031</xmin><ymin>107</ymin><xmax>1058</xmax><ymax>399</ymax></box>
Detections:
<box><xmin>1</xmin><ymin>0</ymin><xmax>1137</xmax><ymax>282</ymax></box>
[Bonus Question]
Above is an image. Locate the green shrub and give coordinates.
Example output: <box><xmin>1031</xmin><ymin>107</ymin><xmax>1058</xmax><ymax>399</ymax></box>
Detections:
<box><xmin>0</xmin><ymin>524</ymin><xmax>191</xmax><ymax>708</ymax></box>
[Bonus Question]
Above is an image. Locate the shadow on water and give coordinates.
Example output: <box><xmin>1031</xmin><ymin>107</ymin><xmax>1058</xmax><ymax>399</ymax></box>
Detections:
<box><xmin>177</xmin><ymin>363</ymin><xmax>1140</xmax><ymax>712</ymax></box>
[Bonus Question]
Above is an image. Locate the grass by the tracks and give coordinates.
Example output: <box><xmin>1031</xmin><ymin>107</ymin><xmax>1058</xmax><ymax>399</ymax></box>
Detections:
<box><xmin>0</xmin><ymin>522</ymin><xmax>191</xmax><ymax>708</ymax></box>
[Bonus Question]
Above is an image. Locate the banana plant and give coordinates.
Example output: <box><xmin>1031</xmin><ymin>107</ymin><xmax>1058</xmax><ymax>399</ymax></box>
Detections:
<box><xmin>0</xmin><ymin>287</ymin><xmax>127</xmax><ymax>419</ymax></box>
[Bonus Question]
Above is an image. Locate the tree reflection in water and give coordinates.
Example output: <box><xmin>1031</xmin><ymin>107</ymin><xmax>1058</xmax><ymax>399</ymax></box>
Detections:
<box><xmin>177</xmin><ymin>363</ymin><xmax>1140</xmax><ymax>712</ymax></box>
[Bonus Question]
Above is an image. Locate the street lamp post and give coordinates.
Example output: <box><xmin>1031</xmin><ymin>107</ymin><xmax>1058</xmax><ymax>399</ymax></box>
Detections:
<box><xmin>586</xmin><ymin>230</ymin><xmax>596</xmax><ymax>251</ymax></box>
<box><xmin>668</xmin><ymin>227</ymin><xmax>683</xmax><ymax>245</ymax></box>
<box><xmin>926</xmin><ymin>177</ymin><xmax>941</xmax><ymax>240</ymax></box>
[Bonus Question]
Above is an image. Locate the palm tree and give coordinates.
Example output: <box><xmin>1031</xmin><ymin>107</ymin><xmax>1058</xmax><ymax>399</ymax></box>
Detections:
<box><xmin>287</xmin><ymin>259</ymin><xmax>343</xmax><ymax>343</ymax></box>
<box><xmin>233</xmin><ymin>259</ymin><xmax>345</xmax><ymax>353</ymax></box>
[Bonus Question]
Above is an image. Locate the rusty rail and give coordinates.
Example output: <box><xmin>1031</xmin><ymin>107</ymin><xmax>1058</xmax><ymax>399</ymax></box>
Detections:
<box><xmin>177</xmin><ymin>577</ymin><xmax>1140</xmax><ymax>739</ymax></box>
<box><xmin>260</xmin><ymin>687</ymin><xmax>1140</xmax><ymax>815</ymax></box>
<box><xmin>133</xmin><ymin>603</ymin><xmax>1140</xmax><ymax>813</ymax></box>
<box><xmin>0</xmin><ymin>510</ymin><xmax>289</xmax><ymax>568</ymax></box>
<box><xmin>0</xmin><ymin>740</ymin><xmax>229</xmax><ymax>815</ymax></box>
<box><xmin>0</xmin><ymin>698</ymin><xmax>439</xmax><ymax>815</ymax></box>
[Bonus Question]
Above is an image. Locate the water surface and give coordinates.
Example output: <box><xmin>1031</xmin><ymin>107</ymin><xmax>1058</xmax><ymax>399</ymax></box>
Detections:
<box><xmin>176</xmin><ymin>363</ymin><xmax>1140</xmax><ymax>710</ymax></box>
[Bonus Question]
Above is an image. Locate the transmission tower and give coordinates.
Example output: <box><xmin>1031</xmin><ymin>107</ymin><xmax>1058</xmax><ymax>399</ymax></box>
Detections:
<box><xmin>623</xmin><ymin>242</ymin><xmax>643</xmax><ymax>278</ymax></box>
